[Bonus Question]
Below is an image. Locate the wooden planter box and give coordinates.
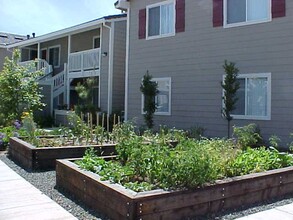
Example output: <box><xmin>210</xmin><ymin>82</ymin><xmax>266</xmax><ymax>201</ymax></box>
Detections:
<box><xmin>8</xmin><ymin>137</ymin><xmax>116</xmax><ymax>171</ymax></box>
<box><xmin>56</xmin><ymin>159</ymin><xmax>293</xmax><ymax>220</ymax></box>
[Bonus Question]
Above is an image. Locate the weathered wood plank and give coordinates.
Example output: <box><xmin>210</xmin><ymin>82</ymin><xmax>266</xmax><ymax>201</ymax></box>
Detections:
<box><xmin>56</xmin><ymin>160</ymin><xmax>137</xmax><ymax>219</ymax></box>
<box><xmin>9</xmin><ymin>137</ymin><xmax>116</xmax><ymax>170</ymax></box>
<box><xmin>56</xmin><ymin>159</ymin><xmax>293</xmax><ymax>220</ymax></box>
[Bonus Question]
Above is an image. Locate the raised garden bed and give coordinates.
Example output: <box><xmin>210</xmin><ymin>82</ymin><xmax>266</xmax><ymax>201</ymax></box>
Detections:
<box><xmin>56</xmin><ymin>158</ymin><xmax>293</xmax><ymax>220</ymax></box>
<box><xmin>8</xmin><ymin>137</ymin><xmax>116</xmax><ymax>170</ymax></box>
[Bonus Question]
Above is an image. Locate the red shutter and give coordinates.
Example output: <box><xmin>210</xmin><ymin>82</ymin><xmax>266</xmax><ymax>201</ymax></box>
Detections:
<box><xmin>176</xmin><ymin>0</ymin><xmax>185</xmax><ymax>33</ymax></box>
<box><xmin>213</xmin><ymin>0</ymin><xmax>223</xmax><ymax>27</ymax></box>
<box><xmin>138</xmin><ymin>9</ymin><xmax>146</xmax><ymax>39</ymax></box>
<box><xmin>272</xmin><ymin>0</ymin><xmax>286</xmax><ymax>18</ymax></box>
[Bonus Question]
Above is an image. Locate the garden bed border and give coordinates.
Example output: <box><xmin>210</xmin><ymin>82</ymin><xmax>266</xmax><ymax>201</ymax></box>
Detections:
<box><xmin>8</xmin><ymin>137</ymin><xmax>116</xmax><ymax>170</ymax></box>
<box><xmin>56</xmin><ymin>158</ymin><xmax>293</xmax><ymax>220</ymax></box>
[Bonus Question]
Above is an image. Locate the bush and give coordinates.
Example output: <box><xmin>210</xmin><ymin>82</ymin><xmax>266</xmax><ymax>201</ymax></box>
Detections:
<box><xmin>76</xmin><ymin>124</ymin><xmax>293</xmax><ymax>192</ymax></box>
<box><xmin>233</xmin><ymin>123</ymin><xmax>262</xmax><ymax>149</ymax></box>
<box><xmin>227</xmin><ymin>147</ymin><xmax>293</xmax><ymax>177</ymax></box>
<box><xmin>187</xmin><ymin>126</ymin><xmax>205</xmax><ymax>140</ymax></box>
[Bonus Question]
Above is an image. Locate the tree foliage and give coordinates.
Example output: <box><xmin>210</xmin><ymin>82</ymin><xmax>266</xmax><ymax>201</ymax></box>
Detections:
<box><xmin>140</xmin><ymin>71</ymin><xmax>158</xmax><ymax>129</ymax></box>
<box><xmin>221</xmin><ymin>60</ymin><xmax>240</xmax><ymax>138</ymax></box>
<box><xmin>75</xmin><ymin>77</ymin><xmax>98</xmax><ymax>115</ymax></box>
<box><xmin>0</xmin><ymin>49</ymin><xmax>45</xmax><ymax>125</ymax></box>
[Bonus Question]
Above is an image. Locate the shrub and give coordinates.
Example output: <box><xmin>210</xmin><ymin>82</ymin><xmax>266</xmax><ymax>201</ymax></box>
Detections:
<box><xmin>233</xmin><ymin>123</ymin><xmax>262</xmax><ymax>149</ymax></box>
<box><xmin>187</xmin><ymin>126</ymin><xmax>205</xmax><ymax>140</ymax></box>
<box><xmin>227</xmin><ymin>147</ymin><xmax>293</xmax><ymax>177</ymax></box>
<box><xmin>77</xmin><ymin>125</ymin><xmax>293</xmax><ymax>192</ymax></box>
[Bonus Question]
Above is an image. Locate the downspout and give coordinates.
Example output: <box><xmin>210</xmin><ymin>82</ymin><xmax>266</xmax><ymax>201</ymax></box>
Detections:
<box><xmin>103</xmin><ymin>21</ymin><xmax>114</xmax><ymax>115</ymax></box>
<box><xmin>124</xmin><ymin>8</ymin><xmax>130</xmax><ymax>121</ymax></box>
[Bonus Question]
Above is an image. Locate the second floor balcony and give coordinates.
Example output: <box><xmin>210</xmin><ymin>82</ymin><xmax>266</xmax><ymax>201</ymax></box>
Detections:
<box><xmin>68</xmin><ymin>48</ymin><xmax>100</xmax><ymax>73</ymax></box>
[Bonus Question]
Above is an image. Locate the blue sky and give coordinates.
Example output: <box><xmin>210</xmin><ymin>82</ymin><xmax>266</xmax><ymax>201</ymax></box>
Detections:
<box><xmin>0</xmin><ymin>0</ymin><xmax>120</xmax><ymax>36</ymax></box>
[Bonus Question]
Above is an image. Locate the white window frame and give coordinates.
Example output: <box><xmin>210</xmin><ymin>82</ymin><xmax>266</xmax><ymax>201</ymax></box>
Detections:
<box><xmin>48</xmin><ymin>45</ymin><xmax>61</xmax><ymax>68</ymax></box>
<box><xmin>146</xmin><ymin>0</ymin><xmax>176</xmax><ymax>40</ymax></box>
<box><xmin>93</xmin><ymin>36</ymin><xmax>101</xmax><ymax>49</ymax></box>
<box><xmin>223</xmin><ymin>0</ymin><xmax>272</xmax><ymax>28</ymax></box>
<box><xmin>230</xmin><ymin>73</ymin><xmax>271</xmax><ymax>120</ymax></box>
<box><xmin>141</xmin><ymin>77</ymin><xmax>172</xmax><ymax>116</ymax></box>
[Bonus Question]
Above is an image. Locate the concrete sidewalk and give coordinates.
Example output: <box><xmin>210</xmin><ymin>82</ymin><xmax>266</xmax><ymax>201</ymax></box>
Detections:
<box><xmin>236</xmin><ymin>203</ymin><xmax>293</xmax><ymax>220</ymax></box>
<box><xmin>0</xmin><ymin>160</ymin><xmax>77</xmax><ymax>220</ymax></box>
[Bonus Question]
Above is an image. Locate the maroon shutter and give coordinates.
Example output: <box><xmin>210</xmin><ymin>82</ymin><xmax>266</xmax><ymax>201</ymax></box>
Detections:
<box><xmin>213</xmin><ymin>0</ymin><xmax>223</xmax><ymax>27</ymax></box>
<box><xmin>138</xmin><ymin>9</ymin><xmax>146</xmax><ymax>39</ymax></box>
<box><xmin>272</xmin><ymin>0</ymin><xmax>286</xmax><ymax>18</ymax></box>
<box><xmin>176</xmin><ymin>0</ymin><xmax>185</xmax><ymax>33</ymax></box>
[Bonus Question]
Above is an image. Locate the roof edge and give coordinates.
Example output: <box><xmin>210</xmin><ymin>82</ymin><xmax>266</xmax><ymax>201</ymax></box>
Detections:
<box><xmin>8</xmin><ymin>13</ymin><xmax>127</xmax><ymax>48</ymax></box>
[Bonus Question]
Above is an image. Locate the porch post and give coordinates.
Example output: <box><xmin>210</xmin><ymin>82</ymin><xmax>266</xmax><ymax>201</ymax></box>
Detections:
<box><xmin>66</xmin><ymin>35</ymin><xmax>71</xmax><ymax>106</ymax></box>
<box><xmin>37</xmin><ymin>42</ymin><xmax>41</xmax><ymax>70</ymax></box>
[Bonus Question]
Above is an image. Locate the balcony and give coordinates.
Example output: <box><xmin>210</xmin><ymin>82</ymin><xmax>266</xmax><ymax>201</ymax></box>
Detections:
<box><xmin>68</xmin><ymin>48</ymin><xmax>100</xmax><ymax>73</ymax></box>
<box><xmin>19</xmin><ymin>59</ymin><xmax>53</xmax><ymax>76</ymax></box>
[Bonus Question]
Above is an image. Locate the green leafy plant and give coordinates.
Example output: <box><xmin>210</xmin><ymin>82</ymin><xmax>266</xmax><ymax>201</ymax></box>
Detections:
<box><xmin>221</xmin><ymin>60</ymin><xmax>240</xmax><ymax>138</ymax></box>
<box><xmin>233</xmin><ymin>123</ymin><xmax>262</xmax><ymax>149</ymax></box>
<box><xmin>140</xmin><ymin>71</ymin><xmax>158</xmax><ymax>129</ymax></box>
<box><xmin>269</xmin><ymin>135</ymin><xmax>281</xmax><ymax>149</ymax></box>
<box><xmin>187</xmin><ymin>126</ymin><xmax>205</xmax><ymax>140</ymax></box>
<box><xmin>0</xmin><ymin>49</ymin><xmax>45</xmax><ymax>124</ymax></box>
<box><xmin>68</xmin><ymin>113</ymin><xmax>90</xmax><ymax>145</ymax></box>
<box><xmin>22</xmin><ymin>112</ymin><xmax>39</xmax><ymax>146</ymax></box>
<box><xmin>227</xmin><ymin>147</ymin><xmax>293</xmax><ymax>177</ymax></box>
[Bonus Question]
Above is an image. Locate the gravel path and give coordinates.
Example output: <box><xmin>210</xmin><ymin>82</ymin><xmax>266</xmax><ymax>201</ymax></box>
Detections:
<box><xmin>1</xmin><ymin>151</ymin><xmax>293</xmax><ymax>220</ymax></box>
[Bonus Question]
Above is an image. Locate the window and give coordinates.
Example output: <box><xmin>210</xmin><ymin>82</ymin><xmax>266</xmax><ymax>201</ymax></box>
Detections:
<box><xmin>142</xmin><ymin>77</ymin><xmax>171</xmax><ymax>115</ymax></box>
<box><xmin>48</xmin><ymin>46</ymin><xmax>60</xmax><ymax>68</ymax></box>
<box><xmin>147</xmin><ymin>1</ymin><xmax>175</xmax><ymax>39</ymax></box>
<box><xmin>224</xmin><ymin>0</ymin><xmax>271</xmax><ymax>27</ymax></box>
<box><xmin>231</xmin><ymin>73</ymin><xmax>271</xmax><ymax>120</ymax></box>
<box><xmin>93</xmin><ymin>36</ymin><xmax>100</xmax><ymax>49</ymax></box>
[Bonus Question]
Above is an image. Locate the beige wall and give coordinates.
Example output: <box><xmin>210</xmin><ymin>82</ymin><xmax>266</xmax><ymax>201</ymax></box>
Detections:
<box><xmin>71</xmin><ymin>29</ymin><xmax>101</xmax><ymax>52</ymax></box>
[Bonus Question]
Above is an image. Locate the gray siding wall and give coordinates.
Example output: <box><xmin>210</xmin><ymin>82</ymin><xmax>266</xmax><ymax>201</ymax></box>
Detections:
<box><xmin>112</xmin><ymin>20</ymin><xmax>126</xmax><ymax>113</ymax></box>
<box><xmin>0</xmin><ymin>48</ymin><xmax>10</xmax><ymax>71</ymax></box>
<box><xmin>99</xmin><ymin>24</ymin><xmax>110</xmax><ymax>112</ymax></box>
<box><xmin>20</xmin><ymin>48</ymin><xmax>30</xmax><ymax>61</ymax></box>
<box><xmin>36</xmin><ymin>84</ymin><xmax>52</xmax><ymax>116</ymax></box>
<box><xmin>127</xmin><ymin>0</ymin><xmax>293</xmax><ymax>145</ymax></box>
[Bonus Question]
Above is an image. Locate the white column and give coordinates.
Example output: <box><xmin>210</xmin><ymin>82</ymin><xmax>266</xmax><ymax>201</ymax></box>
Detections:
<box><xmin>124</xmin><ymin>8</ymin><xmax>130</xmax><ymax>121</ymax></box>
<box><xmin>66</xmin><ymin>35</ymin><xmax>71</xmax><ymax>106</ymax></box>
<box><xmin>37</xmin><ymin>42</ymin><xmax>41</xmax><ymax>70</ymax></box>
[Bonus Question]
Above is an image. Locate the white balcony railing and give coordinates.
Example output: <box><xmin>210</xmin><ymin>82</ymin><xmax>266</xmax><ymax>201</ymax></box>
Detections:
<box><xmin>19</xmin><ymin>59</ymin><xmax>53</xmax><ymax>75</ymax></box>
<box><xmin>52</xmin><ymin>69</ymin><xmax>66</xmax><ymax>92</ymax></box>
<box><xmin>68</xmin><ymin>48</ymin><xmax>100</xmax><ymax>72</ymax></box>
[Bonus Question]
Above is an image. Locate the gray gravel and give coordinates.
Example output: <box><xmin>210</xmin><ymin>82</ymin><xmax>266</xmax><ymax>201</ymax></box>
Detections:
<box><xmin>1</xmin><ymin>152</ymin><xmax>293</xmax><ymax>220</ymax></box>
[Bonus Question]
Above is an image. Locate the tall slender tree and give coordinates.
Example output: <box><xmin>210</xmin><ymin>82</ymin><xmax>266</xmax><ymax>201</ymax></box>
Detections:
<box><xmin>140</xmin><ymin>71</ymin><xmax>158</xmax><ymax>129</ymax></box>
<box><xmin>221</xmin><ymin>60</ymin><xmax>240</xmax><ymax>138</ymax></box>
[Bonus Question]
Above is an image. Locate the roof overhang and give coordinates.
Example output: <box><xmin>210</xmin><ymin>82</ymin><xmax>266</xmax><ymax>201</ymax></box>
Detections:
<box><xmin>8</xmin><ymin>15</ymin><xmax>127</xmax><ymax>48</ymax></box>
<box><xmin>115</xmin><ymin>0</ymin><xmax>130</xmax><ymax>10</ymax></box>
